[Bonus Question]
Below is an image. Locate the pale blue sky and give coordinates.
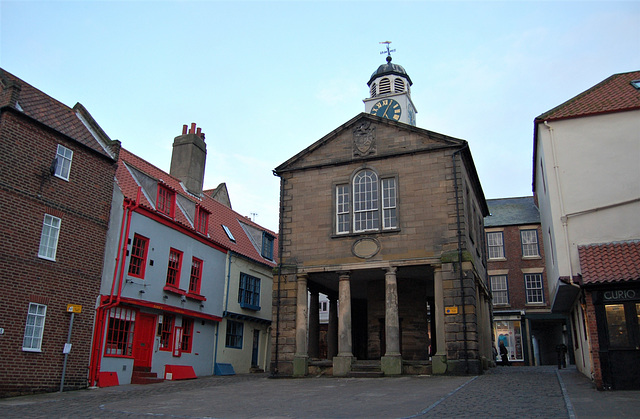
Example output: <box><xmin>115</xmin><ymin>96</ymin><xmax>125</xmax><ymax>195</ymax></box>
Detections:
<box><xmin>2</xmin><ymin>1</ymin><xmax>639</xmax><ymax>232</ymax></box>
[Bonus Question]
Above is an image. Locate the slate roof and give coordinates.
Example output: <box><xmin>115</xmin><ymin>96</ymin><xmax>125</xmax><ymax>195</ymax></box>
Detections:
<box><xmin>117</xmin><ymin>148</ymin><xmax>277</xmax><ymax>267</ymax></box>
<box><xmin>0</xmin><ymin>68</ymin><xmax>116</xmax><ymax>159</ymax></box>
<box><xmin>484</xmin><ymin>196</ymin><xmax>540</xmax><ymax>227</ymax></box>
<box><xmin>579</xmin><ymin>240</ymin><xmax>640</xmax><ymax>284</ymax></box>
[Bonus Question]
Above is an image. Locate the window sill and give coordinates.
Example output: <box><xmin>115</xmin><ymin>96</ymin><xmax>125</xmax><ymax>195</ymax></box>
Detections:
<box><xmin>22</xmin><ymin>348</ymin><xmax>42</xmax><ymax>353</ymax></box>
<box><xmin>525</xmin><ymin>302</ymin><xmax>546</xmax><ymax>306</ymax></box>
<box><xmin>488</xmin><ymin>257</ymin><xmax>507</xmax><ymax>262</ymax></box>
<box><xmin>522</xmin><ymin>256</ymin><xmax>542</xmax><ymax>260</ymax></box>
<box><xmin>187</xmin><ymin>292</ymin><xmax>206</xmax><ymax>302</ymax></box>
<box><xmin>332</xmin><ymin>228</ymin><xmax>401</xmax><ymax>239</ymax></box>
<box><xmin>239</xmin><ymin>302</ymin><xmax>260</xmax><ymax>311</ymax></box>
<box><xmin>163</xmin><ymin>285</ymin><xmax>186</xmax><ymax>296</ymax></box>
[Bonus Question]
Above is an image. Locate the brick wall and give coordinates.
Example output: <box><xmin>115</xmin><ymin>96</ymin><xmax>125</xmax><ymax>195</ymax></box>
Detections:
<box><xmin>0</xmin><ymin>111</ymin><xmax>117</xmax><ymax>395</ymax></box>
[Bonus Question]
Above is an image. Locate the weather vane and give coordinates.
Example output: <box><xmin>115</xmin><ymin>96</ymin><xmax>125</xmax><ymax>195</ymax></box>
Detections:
<box><xmin>379</xmin><ymin>41</ymin><xmax>396</xmax><ymax>57</ymax></box>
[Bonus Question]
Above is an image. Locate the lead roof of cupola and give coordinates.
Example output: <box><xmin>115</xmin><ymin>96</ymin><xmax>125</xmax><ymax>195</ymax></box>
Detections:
<box><xmin>368</xmin><ymin>56</ymin><xmax>413</xmax><ymax>86</ymax></box>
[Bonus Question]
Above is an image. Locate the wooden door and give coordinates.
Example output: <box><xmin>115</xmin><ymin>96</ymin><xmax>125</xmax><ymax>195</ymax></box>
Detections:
<box><xmin>133</xmin><ymin>313</ymin><xmax>155</xmax><ymax>368</ymax></box>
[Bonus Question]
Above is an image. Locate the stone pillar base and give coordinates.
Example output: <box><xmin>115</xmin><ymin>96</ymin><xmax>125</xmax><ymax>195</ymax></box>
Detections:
<box><xmin>432</xmin><ymin>353</ymin><xmax>448</xmax><ymax>374</ymax></box>
<box><xmin>332</xmin><ymin>355</ymin><xmax>353</xmax><ymax>377</ymax></box>
<box><xmin>293</xmin><ymin>356</ymin><xmax>308</xmax><ymax>377</ymax></box>
<box><xmin>381</xmin><ymin>355</ymin><xmax>402</xmax><ymax>375</ymax></box>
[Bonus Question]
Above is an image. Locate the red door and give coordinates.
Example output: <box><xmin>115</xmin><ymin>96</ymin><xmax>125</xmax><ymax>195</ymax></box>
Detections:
<box><xmin>133</xmin><ymin>314</ymin><xmax>155</xmax><ymax>368</ymax></box>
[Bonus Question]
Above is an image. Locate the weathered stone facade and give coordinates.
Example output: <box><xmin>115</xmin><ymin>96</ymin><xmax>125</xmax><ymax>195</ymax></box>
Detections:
<box><xmin>271</xmin><ymin>113</ymin><xmax>493</xmax><ymax>376</ymax></box>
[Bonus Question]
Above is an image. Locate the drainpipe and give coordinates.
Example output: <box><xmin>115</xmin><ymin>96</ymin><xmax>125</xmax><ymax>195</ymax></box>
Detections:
<box><xmin>543</xmin><ymin>121</ymin><xmax>579</xmax><ymax>289</ymax></box>
<box><xmin>452</xmin><ymin>145</ymin><xmax>470</xmax><ymax>374</ymax></box>
<box><xmin>271</xmin><ymin>171</ymin><xmax>285</xmax><ymax>377</ymax></box>
<box><xmin>89</xmin><ymin>187</ymin><xmax>141</xmax><ymax>386</ymax></box>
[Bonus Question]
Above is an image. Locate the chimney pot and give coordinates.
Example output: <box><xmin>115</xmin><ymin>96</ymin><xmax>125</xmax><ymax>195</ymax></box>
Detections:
<box><xmin>196</xmin><ymin>127</ymin><xmax>201</xmax><ymax>135</ymax></box>
<box><xmin>182</xmin><ymin>125</ymin><xmax>188</xmax><ymax>135</ymax></box>
<box><xmin>190</xmin><ymin>122</ymin><xmax>196</xmax><ymax>134</ymax></box>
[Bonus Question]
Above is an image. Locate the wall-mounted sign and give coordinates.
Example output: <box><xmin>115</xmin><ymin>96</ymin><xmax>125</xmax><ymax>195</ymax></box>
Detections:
<box><xmin>66</xmin><ymin>304</ymin><xmax>82</xmax><ymax>313</ymax></box>
<box><xmin>603</xmin><ymin>289</ymin><xmax>637</xmax><ymax>301</ymax></box>
<box><xmin>445</xmin><ymin>306</ymin><xmax>458</xmax><ymax>315</ymax></box>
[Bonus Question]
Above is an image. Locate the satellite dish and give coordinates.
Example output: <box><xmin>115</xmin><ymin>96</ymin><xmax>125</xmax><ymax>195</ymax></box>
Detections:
<box><xmin>49</xmin><ymin>157</ymin><xmax>58</xmax><ymax>176</ymax></box>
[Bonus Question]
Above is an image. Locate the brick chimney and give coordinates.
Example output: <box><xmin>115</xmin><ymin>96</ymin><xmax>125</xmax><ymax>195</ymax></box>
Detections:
<box><xmin>169</xmin><ymin>123</ymin><xmax>207</xmax><ymax>195</ymax></box>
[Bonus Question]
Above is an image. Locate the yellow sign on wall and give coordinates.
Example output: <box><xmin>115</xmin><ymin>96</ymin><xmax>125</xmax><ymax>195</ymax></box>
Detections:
<box><xmin>445</xmin><ymin>306</ymin><xmax>458</xmax><ymax>315</ymax></box>
<box><xmin>66</xmin><ymin>304</ymin><xmax>82</xmax><ymax>313</ymax></box>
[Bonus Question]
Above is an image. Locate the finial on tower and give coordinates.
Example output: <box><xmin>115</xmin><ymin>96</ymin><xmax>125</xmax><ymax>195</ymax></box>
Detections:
<box><xmin>379</xmin><ymin>41</ymin><xmax>396</xmax><ymax>62</ymax></box>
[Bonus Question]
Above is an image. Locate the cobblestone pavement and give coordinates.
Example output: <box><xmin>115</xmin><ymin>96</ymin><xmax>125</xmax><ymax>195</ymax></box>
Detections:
<box><xmin>0</xmin><ymin>366</ymin><xmax>633</xmax><ymax>418</ymax></box>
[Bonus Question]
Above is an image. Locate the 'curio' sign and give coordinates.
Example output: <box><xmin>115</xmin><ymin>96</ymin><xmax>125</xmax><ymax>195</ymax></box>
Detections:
<box><xmin>603</xmin><ymin>289</ymin><xmax>637</xmax><ymax>301</ymax></box>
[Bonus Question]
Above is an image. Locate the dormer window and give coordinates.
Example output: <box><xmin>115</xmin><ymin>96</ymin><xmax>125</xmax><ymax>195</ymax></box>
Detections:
<box><xmin>261</xmin><ymin>233</ymin><xmax>274</xmax><ymax>260</ymax></box>
<box><xmin>195</xmin><ymin>205</ymin><xmax>209</xmax><ymax>235</ymax></box>
<box><xmin>157</xmin><ymin>184</ymin><xmax>175</xmax><ymax>217</ymax></box>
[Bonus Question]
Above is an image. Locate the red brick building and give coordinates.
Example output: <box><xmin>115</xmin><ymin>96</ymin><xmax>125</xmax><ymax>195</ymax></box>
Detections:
<box><xmin>485</xmin><ymin>197</ymin><xmax>567</xmax><ymax>366</ymax></box>
<box><xmin>0</xmin><ymin>69</ymin><xmax>120</xmax><ymax>395</ymax></box>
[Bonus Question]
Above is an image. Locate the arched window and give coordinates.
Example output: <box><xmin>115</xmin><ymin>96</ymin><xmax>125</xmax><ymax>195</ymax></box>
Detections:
<box><xmin>353</xmin><ymin>170</ymin><xmax>379</xmax><ymax>232</ymax></box>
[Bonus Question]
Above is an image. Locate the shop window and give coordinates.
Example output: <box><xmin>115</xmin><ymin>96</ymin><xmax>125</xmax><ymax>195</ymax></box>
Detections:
<box><xmin>605</xmin><ymin>304</ymin><xmax>629</xmax><ymax>347</ymax></box>
<box><xmin>494</xmin><ymin>320</ymin><xmax>523</xmax><ymax>361</ymax></box>
<box><xmin>22</xmin><ymin>303</ymin><xmax>47</xmax><ymax>352</ymax></box>
<box><xmin>105</xmin><ymin>307</ymin><xmax>135</xmax><ymax>356</ymax></box>
<box><xmin>159</xmin><ymin>314</ymin><xmax>175</xmax><ymax>351</ymax></box>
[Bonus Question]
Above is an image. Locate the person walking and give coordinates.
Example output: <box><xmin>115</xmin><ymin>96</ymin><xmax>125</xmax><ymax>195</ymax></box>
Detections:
<box><xmin>499</xmin><ymin>340</ymin><xmax>510</xmax><ymax>366</ymax></box>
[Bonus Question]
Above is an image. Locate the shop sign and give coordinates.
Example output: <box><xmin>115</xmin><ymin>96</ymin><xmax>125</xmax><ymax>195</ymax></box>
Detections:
<box><xmin>603</xmin><ymin>289</ymin><xmax>637</xmax><ymax>302</ymax></box>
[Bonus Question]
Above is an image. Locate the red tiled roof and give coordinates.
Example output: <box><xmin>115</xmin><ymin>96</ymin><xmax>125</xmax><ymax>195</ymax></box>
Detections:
<box><xmin>117</xmin><ymin>148</ymin><xmax>277</xmax><ymax>267</ymax></box>
<box><xmin>0</xmin><ymin>68</ymin><xmax>112</xmax><ymax>158</ymax></box>
<box><xmin>579</xmin><ymin>241</ymin><xmax>640</xmax><ymax>284</ymax></box>
<box><xmin>537</xmin><ymin>70</ymin><xmax>640</xmax><ymax>122</ymax></box>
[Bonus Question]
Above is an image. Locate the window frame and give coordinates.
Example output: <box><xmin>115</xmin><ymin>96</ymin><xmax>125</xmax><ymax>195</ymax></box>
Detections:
<box><xmin>225</xmin><ymin>320</ymin><xmax>243</xmax><ymax>349</ymax></box>
<box><xmin>189</xmin><ymin>257</ymin><xmax>203</xmax><ymax>295</ymax></box>
<box><xmin>195</xmin><ymin>205</ymin><xmax>209</xmax><ymax>235</ymax></box>
<box><xmin>238</xmin><ymin>273</ymin><xmax>261</xmax><ymax>311</ymax></box>
<box><xmin>490</xmin><ymin>275</ymin><xmax>509</xmax><ymax>306</ymax></box>
<box><xmin>524</xmin><ymin>273</ymin><xmax>545</xmax><ymax>304</ymax></box>
<box><xmin>54</xmin><ymin>144</ymin><xmax>73</xmax><ymax>181</ymax></box>
<box><xmin>181</xmin><ymin>317</ymin><xmax>194</xmax><ymax>353</ymax></box>
<box><xmin>335</xmin><ymin>169</ymin><xmax>399</xmax><ymax>235</ymax></box>
<box><xmin>128</xmin><ymin>234</ymin><xmax>149</xmax><ymax>279</ymax></box>
<box><xmin>166</xmin><ymin>248</ymin><xmax>183</xmax><ymax>288</ymax></box>
<box><xmin>104</xmin><ymin>307</ymin><xmax>136</xmax><ymax>357</ymax></box>
<box><xmin>157</xmin><ymin>184</ymin><xmax>176</xmax><ymax>218</ymax></box>
<box><xmin>22</xmin><ymin>302</ymin><xmax>47</xmax><ymax>352</ymax></box>
<box><xmin>520</xmin><ymin>229</ymin><xmax>540</xmax><ymax>258</ymax></box>
<box><xmin>38</xmin><ymin>214</ymin><xmax>61</xmax><ymax>261</ymax></box>
<box><xmin>261</xmin><ymin>233</ymin><xmax>274</xmax><ymax>260</ymax></box>
<box><xmin>487</xmin><ymin>231</ymin><xmax>505</xmax><ymax>260</ymax></box>
<box><xmin>158</xmin><ymin>313</ymin><xmax>175</xmax><ymax>351</ymax></box>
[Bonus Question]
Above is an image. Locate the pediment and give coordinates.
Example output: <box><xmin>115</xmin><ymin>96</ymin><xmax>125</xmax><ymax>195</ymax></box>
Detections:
<box><xmin>275</xmin><ymin>113</ymin><xmax>465</xmax><ymax>173</ymax></box>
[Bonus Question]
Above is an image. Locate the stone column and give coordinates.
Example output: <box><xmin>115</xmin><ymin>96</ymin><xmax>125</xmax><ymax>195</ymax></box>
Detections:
<box><xmin>333</xmin><ymin>271</ymin><xmax>353</xmax><ymax>376</ymax></box>
<box><xmin>308</xmin><ymin>289</ymin><xmax>320</xmax><ymax>359</ymax></box>
<box><xmin>327</xmin><ymin>296</ymin><xmax>338</xmax><ymax>359</ymax></box>
<box><xmin>382</xmin><ymin>266</ymin><xmax>402</xmax><ymax>375</ymax></box>
<box><xmin>432</xmin><ymin>266</ymin><xmax>447</xmax><ymax>374</ymax></box>
<box><xmin>293</xmin><ymin>273</ymin><xmax>308</xmax><ymax>376</ymax></box>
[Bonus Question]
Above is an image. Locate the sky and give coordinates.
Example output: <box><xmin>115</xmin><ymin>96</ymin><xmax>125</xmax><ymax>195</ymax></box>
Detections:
<box><xmin>2</xmin><ymin>1</ymin><xmax>639</xmax><ymax>232</ymax></box>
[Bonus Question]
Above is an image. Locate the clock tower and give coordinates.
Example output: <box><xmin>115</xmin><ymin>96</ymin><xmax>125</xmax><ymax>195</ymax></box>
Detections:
<box><xmin>364</xmin><ymin>44</ymin><xmax>417</xmax><ymax>126</ymax></box>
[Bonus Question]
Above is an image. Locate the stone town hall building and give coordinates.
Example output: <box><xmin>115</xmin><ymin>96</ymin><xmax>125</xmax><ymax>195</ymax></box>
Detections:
<box><xmin>271</xmin><ymin>53</ymin><xmax>493</xmax><ymax>376</ymax></box>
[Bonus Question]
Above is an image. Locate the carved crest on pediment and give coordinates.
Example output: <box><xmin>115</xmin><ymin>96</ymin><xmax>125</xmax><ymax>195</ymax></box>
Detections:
<box><xmin>353</xmin><ymin>121</ymin><xmax>376</xmax><ymax>157</ymax></box>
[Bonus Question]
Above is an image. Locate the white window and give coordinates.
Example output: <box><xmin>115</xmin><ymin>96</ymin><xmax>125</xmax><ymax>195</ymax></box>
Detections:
<box><xmin>23</xmin><ymin>303</ymin><xmax>47</xmax><ymax>351</ymax></box>
<box><xmin>521</xmin><ymin>229</ymin><xmax>540</xmax><ymax>257</ymax></box>
<box><xmin>54</xmin><ymin>144</ymin><xmax>73</xmax><ymax>180</ymax></box>
<box><xmin>353</xmin><ymin>170</ymin><xmax>379</xmax><ymax>232</ymax></box>
<box><xmin>381</xmin><ymin>178</ymin><xmax>397</xmax><ymax>229</ymax></box>
<box><xmin>490</xmin><ymin>275</ymin><xmax>509</xmax><ymax>305</ymax></box>
<box><xmin>487</xmin><ymin>232</ymin><xmax>505</xmax><ymax>259</ymax></box>
<box><xmin>336</xmin><ymin>184</ymin><xmax>350</xmax><ymax>234</ymax></box>
<box><xmin>38</xmin><ymin>214</ymin><xmax>61</xmax><ymax>261</ymax></box>
<box><xmin>525</xmin><ymin>274</ymin><xmax>544</xmax><ymax>304</ymax></box>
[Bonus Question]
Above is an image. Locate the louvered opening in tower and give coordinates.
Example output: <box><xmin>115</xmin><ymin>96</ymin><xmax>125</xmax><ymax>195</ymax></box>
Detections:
<box><xmin>370</xmin><ymin>83</ymin><xmax>377</xmax><ymax>98</ymax></box>
<box><xmin>394</xmin><ymin>78</ymin><xmax>405</xmax><ymax>93</ymax></box>
<box><xmin>379</xmin><ymin>78</ymin><xmax>391</xmax><ymax>95</ymax></box>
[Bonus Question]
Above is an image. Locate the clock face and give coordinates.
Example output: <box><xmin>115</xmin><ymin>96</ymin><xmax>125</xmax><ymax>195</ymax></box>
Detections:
<box><xmin>370</xmin><ymin>99</ymin><xmax>402</xmax><ymax>121</ymax></box>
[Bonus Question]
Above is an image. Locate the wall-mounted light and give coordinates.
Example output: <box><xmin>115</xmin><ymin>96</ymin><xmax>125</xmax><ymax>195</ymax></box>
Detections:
<box><xmin>163</xmin><ymin>295</ymin><xmax>169</xmax><ymax>300</ymax></box>
<box><xmin>180</xmin><ymin>295</ymin><xmax>186</xmax><ymax>302</ymax></box>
